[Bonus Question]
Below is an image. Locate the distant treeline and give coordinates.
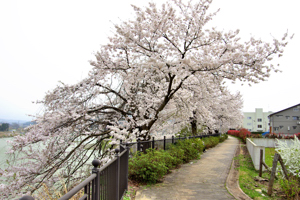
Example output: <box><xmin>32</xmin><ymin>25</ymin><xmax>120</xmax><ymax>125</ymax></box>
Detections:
<box><xmin>0</xmin><ymin>123</ymin><xmax>9</xmax><ymax>131</ymax></box>
<box><xmin>0</xmin><ymin>121</ymin><xmax>36</xmax><ymax>131</ymax></box>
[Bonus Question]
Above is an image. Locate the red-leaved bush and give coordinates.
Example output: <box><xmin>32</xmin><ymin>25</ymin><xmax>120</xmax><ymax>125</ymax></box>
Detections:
<box><xmin>228</xmin><ymin>130</ymin><xmax>300</xmax><ymax>142</ymax></box>
<box><xmin>265</xmin><ymin>132</ymin><xmax>300</xmax><ymax>140</ymax></box>
<box><xmin>239</xmin><ymin>128</ymin><xmax>251</xmax><ymax>142</ymax></box>
<box><xmin>227</xmin><ymin>128</ymin><xmax>251</xmax><ymax>143</ymax></box>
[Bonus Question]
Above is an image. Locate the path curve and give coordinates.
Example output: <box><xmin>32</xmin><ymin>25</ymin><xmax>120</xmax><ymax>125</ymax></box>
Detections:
<box><xmin>135</xmin><ymin>136</ymin><xmax>243</xmax><ymax>200</ymax></box>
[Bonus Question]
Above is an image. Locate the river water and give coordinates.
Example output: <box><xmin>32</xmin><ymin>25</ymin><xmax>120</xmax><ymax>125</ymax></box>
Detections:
<box><xmin>0</xmin><ymin>137</ymin><xmax>12</xmax><ymax>169</ymax></box>
<box><xmin>0</xmin><ymin>137</ymin><xmax>99</xmax><ymax>170</ymax></box>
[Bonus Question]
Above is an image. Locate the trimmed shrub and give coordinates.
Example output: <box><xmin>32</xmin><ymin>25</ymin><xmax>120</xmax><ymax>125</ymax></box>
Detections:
<box><xmin>128</xmin><ymin>149</ymin><xmax>169</xmax><ymax>183</ymax></box>
<box><xmin>189</xmin><ymin>138</ymin><xmax>205</xmax><ymax>152</ymax></box>
<box><xmin>166</xmin><ymin>145</ymin><xmax>184</xmax><ymax>167</ymax></box>
<box><xmin>174</xmin><ymin>139</ymin><xmax>200</xmax><ymax>163</ymax></box>
<box><xmin>203</xmin><ymin>136</ymin><xmax>219</xmax><ymax>149</ymax></box>
<box><xmin>219</xmin><ymin>134</ymin><xmax>228</xmax><ymax>142</ymax></box>
<box><xmin>129</xmin><ymin>135</ymin><xmax>227</xmax><ymax>184</ymax></box>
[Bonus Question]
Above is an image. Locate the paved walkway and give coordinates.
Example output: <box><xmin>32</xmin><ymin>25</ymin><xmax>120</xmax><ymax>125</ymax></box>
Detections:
<box><xmin>135</xmin><ymin>136</ymin><xmax>239</xmax><ymax>200</ymax></box>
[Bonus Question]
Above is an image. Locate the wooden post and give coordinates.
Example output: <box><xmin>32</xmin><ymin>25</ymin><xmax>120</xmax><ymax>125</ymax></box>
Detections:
<box><xmin>262</xmin><ymin>162</ymin><xmax>271</xmax><ymax>173</ymax></box>
<box><xmin>268</xmin><ymin>153</ymin><xmax>279</xmax><ymax>196</ymax></box>
<box><xmin>259</xmin><ymin>149</ymin><xmax>263</xmax><ymax>177</ymax></box>
<box><xmin>278</xmin><ymin>154</ymin><xmax>289</xmax><ymax>180</ymax></box>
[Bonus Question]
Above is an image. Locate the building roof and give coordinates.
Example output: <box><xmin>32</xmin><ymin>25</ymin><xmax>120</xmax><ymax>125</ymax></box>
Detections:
<box><xmin>268</xmin><ymin>103</ymin><xmax>300</xmax><ymax>117</ymax></box>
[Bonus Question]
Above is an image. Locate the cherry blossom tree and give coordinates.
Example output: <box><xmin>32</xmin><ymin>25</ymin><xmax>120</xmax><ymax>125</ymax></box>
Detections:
<box><xmin>0</xmin><ymin>0</ymin><xmax>291</xmax><ymax>197</ymax></box>
<box><xmin>169</xmin><ymin>78</ymin><xmax>243</xmax><ymax>135</ymax></box>
<box><xmin>203</xmin><ymin>89</ymin><xmax>244</xmax><ymax>133</ymax></box>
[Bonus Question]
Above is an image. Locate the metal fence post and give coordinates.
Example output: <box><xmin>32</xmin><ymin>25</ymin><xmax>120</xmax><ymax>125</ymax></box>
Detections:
<box><xmin>152</xmin><ymin>137</ymin><xmax>155</xmax><ymax>149</ymax></box>
<box><xmin>137</xmin><ymin>139</ymin><xmax>140</xmax><ymax>153</ymax></box>
<box><xmin>115</xmin><ymin>149</ymin><xmax>120</xmax><ymax>200</ymax></box>
<box><xmin>120</xmin><ymin>140</ymin><xmax>124</xmax><ymax>152</ymax></box>
<box><xmin>163</xmin><ymin>136</ymin><xmax>166</xmax><ymax>150</ymax></box>
<box><xmin>125</xmin><ymin>144</ymin><xmax>129</xmax><ymax>191</ymax></box>
<box><xmin>92</xmin><ymin>159</ymin><xmax>101</xmax><ymax>200</ymax></box>
<box><xmin>172</xmin><ymin>135</ymin><xmax>174</xmax><ymax>144</ymax></box>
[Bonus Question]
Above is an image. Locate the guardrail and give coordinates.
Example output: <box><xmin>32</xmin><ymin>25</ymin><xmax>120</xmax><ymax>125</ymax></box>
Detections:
<box><xmin>20</xmin><ymin>145</ymin><xmax>129</xmax><ymax>200</ymax></box>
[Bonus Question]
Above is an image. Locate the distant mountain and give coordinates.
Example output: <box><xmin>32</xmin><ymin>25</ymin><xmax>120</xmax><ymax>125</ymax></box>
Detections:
<box><xmin>23</xmin><ymin>121</ymin><xmax>37</xmax><ymax>127</ymax></box>
<box><xmin>0</xmin><ymin>119</ymin><xmax>27</xmax><ymax>124</ymax></box>
<box><xmin>0</xmin><ymin>119</ymin><xmax>35</xmax><ymax>127</ymax></box>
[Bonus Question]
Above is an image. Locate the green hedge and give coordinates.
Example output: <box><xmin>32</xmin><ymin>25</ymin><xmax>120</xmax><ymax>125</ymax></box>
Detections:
<box><xmin>128</xmin><ymin>135</ymin><xmax>227</xmax><ymax>183</ymax></box>
<box><xmin>250</xmin><ymin>131</ymin><xmax>263</xmax><ymax>135</ymax></box>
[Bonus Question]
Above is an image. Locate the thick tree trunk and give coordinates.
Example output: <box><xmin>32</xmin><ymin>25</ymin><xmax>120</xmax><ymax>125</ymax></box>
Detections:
<box><xmin>191</xmin><ymin>120</ymin><xmax>197</xmax><ymax>136</ymax></box>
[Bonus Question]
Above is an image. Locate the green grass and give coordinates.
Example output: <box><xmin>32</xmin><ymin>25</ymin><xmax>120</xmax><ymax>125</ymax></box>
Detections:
<box><xmin>265</xmin><ymin>148</ymin><xmax>275</xmax><ymax>168</ymax></box>
<box><xmin>238</xmin><ymin>145</ymin><xmax>283</xmax><ymax>200</ymax></box>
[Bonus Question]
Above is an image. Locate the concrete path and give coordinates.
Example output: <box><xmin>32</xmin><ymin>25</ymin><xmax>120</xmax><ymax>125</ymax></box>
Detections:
<box><xmin>135</xmin><ymin>136</ymin><xmax>239</xmax><ymax>200</ymax></box>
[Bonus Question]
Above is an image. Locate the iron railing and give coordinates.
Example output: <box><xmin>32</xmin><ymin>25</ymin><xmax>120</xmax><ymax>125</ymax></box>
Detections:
<box><xmin>20</xmin><ymin>146</ymin><xmax>129</xmax><ymax>200</ymax></box>
<box><xmin>125</xmin><ymin>133</ymin><xmax>220</xmax><ymax>153</ymax></box>
<box><xmin>19</xmin><ymin>133</ymin><xmax>220</xmax><ymax>200</ymax></box>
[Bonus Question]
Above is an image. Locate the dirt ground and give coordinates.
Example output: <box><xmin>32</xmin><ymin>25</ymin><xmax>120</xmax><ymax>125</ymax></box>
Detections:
<box><xmin>228</xmin><ymin>144</ymin><xmax>293</xmax><ymax>200</ymax></box>
<box><xmin>226</xmin><ymin>144</ymin><xmax>252</xmax><ymax>200</ymax></box>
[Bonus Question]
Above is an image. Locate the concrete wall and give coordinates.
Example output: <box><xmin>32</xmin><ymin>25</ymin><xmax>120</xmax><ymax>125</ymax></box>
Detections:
<box><xmin>250</xmin><ymin>138</ymin><xmax>294</xmax><ymax>148</ymax></box>
<box><xmin>246</xmin><ymin>138</ymin><xmax>265</xmax><ymax>170</ymax></box>
<box><xmin>246</xmin><ymin>138</ymin><xmax>294</xmax><ymax>170</ymax></box>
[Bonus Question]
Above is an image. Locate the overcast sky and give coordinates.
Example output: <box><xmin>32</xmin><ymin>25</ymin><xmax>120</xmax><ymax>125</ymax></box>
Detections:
<box><xmin>0</xmin><ymin>0</ymin><xmax>299</xmax><ymax>121</ymax></box>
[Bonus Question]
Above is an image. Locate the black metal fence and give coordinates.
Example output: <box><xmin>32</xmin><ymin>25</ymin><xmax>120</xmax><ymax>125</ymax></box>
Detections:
<box><xmin>19</xmin><ymin>133</ymin><xmax>220</xmax><ymax>200</ymax></box>
<box><xmin>125</xmin><ymin>133</ymin><xmax>220</xmax><ymax>154</ymax></box>
<box><xmin>20</xmin><ymin>145</ymin><xmax>129</xmax><ymax>200</ymax></box>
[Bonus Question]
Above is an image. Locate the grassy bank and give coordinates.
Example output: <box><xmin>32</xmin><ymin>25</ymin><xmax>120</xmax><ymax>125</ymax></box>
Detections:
<box><xmin>265</xmin><ymin>148</ymin><xmax>275</xmax><ymax>167</ymax></box>
<box><xmin>0</xmin><ymin>131</ymin><xmax>20</xmax><ymax>138</ymax></box>
<box><xmin>238</xmin><ymin>145</ymin><xmax>286</xmax><ymax>199</ymax></box>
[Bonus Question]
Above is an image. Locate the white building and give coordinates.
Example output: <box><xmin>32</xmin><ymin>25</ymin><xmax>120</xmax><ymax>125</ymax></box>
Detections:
<box><xmin>243</xmin><ymin>108</ymin><xmax>273</xmax><ymax>132</ymax></box>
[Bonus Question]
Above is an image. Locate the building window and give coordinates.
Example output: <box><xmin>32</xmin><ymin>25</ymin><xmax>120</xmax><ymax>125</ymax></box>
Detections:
<box><xmin>247</xmin><ymin>117</ymin><xmax>252</xmax><ymax>119</ymax></box>
<box><xmin>248</xmin><ymin>129</ymin><xmax>252</xmax><ymax>131</ymax></box>
<box><xmin>293</xmin><ymin>108</ymin><xmax>299</xmax><ymax>112</ymax></box>
<box><xmin>286</xmin><ymin>116</ymin><xmax>290</xmax><ymax>119</ymax></box>
<box><xmin>274</xmin><ymin>127</ymin><xmax>279</xmax><ymax>131</ymax></box>
<box><xmin>257</xmin><ymin>118</ymin><xmax>262</xmax><ymax>122</ymax></box>
<box><xmin>276</xmin><ymin>115</ymin><xmax>283</xmax><ymax>118</ymax></box>
<box><xmin>293</xmin><ymin>116</ymin><xmax>299</xmax><ymax>120</ymax></box>
<box><xmin>257</xmin><ymin>125</ymin><xmax>262</xmax><ymax>128</ymax></box>
<box><xmin>279</xmin><ymin>125</ymin><xmax>284</xmax><ymax>129</ymax></box>
<box><xmin>293</xmin><ymin>126</ymin><xmax>297</xmax><ymax>130</ymax></box>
